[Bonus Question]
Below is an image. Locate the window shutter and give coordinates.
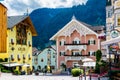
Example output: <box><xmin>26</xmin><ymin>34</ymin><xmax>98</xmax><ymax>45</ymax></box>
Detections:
<box><xmin>72</xmin><ymin>41</ymin><xmax>74</xmax><ymax>44</ymax></box>
<box><xmin>72</xmin><ymin>52</ymin><xmax>74</xmax><ymax>55</ymax></box>
<box><xmin>64</xmin><ymin>52</ymin><xmax>65</xmax><ymax>56</ymax></box>
<box><xmin>60</xmin><ymin>52</ymin><xmax>61</xmax><ymax>56</ymax></box>
<box><xmin>94</xmin><ymin>40</ymin><xmax>96</xmax><ymax>44</ymax></box>
<box><xmin>88</xmin><ymin>40</ymin><xmax>90</xmax><ymax>45</ymax></box>
<box><xmin>94</xmin><ymin>52</ymin><xmax>95</xmax><ymax>56</ymax></box>
<box><xmin>64</xmin><ymin>41</ymin><xmax>66</xmax><ymax>45</ymax></box>
<box><xmin>88</xmin><ymin>52</ymin><xmax>90</xmax><ymax>56</ymax></box>
<box><xmin>60</xmin><ymin>41</ymin><xmax>61</xmax><ymax>46</ymax></box>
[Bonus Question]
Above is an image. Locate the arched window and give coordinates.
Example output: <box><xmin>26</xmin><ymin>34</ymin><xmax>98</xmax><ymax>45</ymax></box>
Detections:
<box><xmin>73</xmin><ymin>37</ymin><xmax>80</xmax><ymax>44</ymax></box>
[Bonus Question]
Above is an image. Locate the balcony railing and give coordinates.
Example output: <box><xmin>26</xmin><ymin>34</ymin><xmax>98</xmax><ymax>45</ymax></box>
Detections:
<box><xmin>65</xmin><ymin>56</ymin><xmax>85</xmax><ymax>61</ymax></box>
<box><xmin>65</xmin><ymin>54</ymin><xmax>89</xmax><ymax>61</ymax></box>
<box><xmin>64</xmin><ymin>43</ymin><xmax>87</xmax><ymax>50</ymax></box>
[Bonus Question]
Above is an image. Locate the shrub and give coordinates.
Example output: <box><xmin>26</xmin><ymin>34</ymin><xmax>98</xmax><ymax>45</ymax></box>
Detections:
<box><xmin>71</xmin><ymin>68</ymin><xmax>83</xmax><ymax>77</ymax></box>
<box><xmin>13</xmin><ymin>70</ymin><xmax>21</xmax><ymax>75</ymax></box>
<box><xmin>2</xmin><ymin>69</ymin><xmax>11</xmax><ymax>73</ymax></box>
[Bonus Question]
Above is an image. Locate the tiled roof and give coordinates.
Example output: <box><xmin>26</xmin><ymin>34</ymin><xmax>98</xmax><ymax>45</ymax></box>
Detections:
<box><xmin>7</xmin><ymin>15</ymin><xmax>28</xmax><ymax>28</ymax></box>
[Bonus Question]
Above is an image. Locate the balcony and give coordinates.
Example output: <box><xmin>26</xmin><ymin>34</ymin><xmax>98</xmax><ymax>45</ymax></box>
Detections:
<box><xmin>65</xmin><ymin>54</ymin><xmax>89</xmax><ymax>61</ymax></box>
<box><xmin>64</xmin><ymin>43</ymin><xmax>88</xmax><ymax>50</ymax></box>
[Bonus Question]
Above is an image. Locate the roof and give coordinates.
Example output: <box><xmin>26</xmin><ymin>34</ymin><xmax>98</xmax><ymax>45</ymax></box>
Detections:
<box><xmin>50</xmin><ymin>16</ymin><xmax>99</xmax><ymax>40</ymax></box>
<box><xmin>7</xmin><ymin>15</ymin><xmax>37</xmax><ymax>36</ymax></box>
<box><xmin>7</xmin><ymin>15</ymin><xmax>28</xmax><ymax>28</ymax></box>
<box><xmin>90</xmin><ymin>26</ymin><xmax>104</xmax><ymax>31</ymax></box>
<box><xmin>0</xmin><ymin>3</ymin><xmax>7</xmax><ymax>9</ymax></box>
<box><xmin>32</xmin><ymin>50</ymin><xmax>41</xmax><ymax>56</ymax></box>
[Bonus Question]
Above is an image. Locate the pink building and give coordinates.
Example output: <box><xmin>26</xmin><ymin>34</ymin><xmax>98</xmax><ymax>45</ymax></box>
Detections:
<box><xmin>50</xmin><ymin>16</ymin><xmax>104</xmax><ymax>69</ymax></box>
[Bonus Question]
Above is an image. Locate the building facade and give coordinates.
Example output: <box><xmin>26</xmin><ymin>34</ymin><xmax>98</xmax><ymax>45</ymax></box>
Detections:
<box><xmin>0</xmin><ymin>3</ymin><xmax>8</xmax><ymax>59</ymax></box>
<box><xmin>106</xmin><ymin>0</ymin><xmax>120</xmax><ymax>39</ymax></box>
<box><xmin>32</xmin><ymin>47</ymin><xmax>57</xmax><ymax>71</ymax></box>
<box><xmin>50</xmin><ymin>16</ymin><xmax>104</xmax><ymax>69</ymax></box>
<box><xmin>7</xmin><ymin>15</ymin><xmax>37</xmax><ymax>72</ymax></box>
<box><xmin>101</xmin><ymin>0</ymin><xmax>120</xmax><ymax>63</ymax></box>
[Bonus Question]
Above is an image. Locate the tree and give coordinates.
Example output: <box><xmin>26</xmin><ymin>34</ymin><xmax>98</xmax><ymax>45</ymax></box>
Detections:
<box><xmin>95</xmin><ymin>50</ymin><xmax>102</xmax><ymax>73</ymax></box>
<box><xmin>96</xmin><ymin>50</ymin><xmax>102</xmax><ymax>62</ymax></box>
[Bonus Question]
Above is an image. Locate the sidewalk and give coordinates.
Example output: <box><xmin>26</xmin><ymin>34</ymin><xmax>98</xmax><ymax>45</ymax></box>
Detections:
<box><xmin>79</xmin><ymin>76</ymin><xmax>108</xmax><ymax>80</ymax></box>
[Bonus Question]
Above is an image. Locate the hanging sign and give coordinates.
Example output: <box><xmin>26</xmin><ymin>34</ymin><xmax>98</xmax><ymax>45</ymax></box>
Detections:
<box><xmin>110</xmin><ymin>30</ymin><xmax>119</xmax><ymax>38</ymax></box>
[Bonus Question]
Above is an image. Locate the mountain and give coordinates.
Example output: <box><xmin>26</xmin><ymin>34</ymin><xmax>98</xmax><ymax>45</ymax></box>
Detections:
<box><xmin>30</xmin><ymin>0</ymin><xmax>106</xmax><ymax>50</ymax></box>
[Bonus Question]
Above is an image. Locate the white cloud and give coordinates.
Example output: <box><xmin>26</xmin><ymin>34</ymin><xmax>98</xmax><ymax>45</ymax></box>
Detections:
<box><xmin>1</xmin><ymin>0</ymin><xmax>88</xmax><ymax>16</ymax></box>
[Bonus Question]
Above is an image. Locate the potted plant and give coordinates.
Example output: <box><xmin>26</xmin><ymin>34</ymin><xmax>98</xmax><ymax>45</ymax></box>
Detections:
<box><xmin>71</xmin><ymin>68</ymin><xmax>83</xmax><ymax>77</ymax></box>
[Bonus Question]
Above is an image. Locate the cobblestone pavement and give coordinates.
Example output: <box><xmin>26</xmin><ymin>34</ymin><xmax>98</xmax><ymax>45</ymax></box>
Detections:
<box><xmin>0</xmin><ymin>73</ymin><xmax>108</xmax><ymax>80</ymax></box>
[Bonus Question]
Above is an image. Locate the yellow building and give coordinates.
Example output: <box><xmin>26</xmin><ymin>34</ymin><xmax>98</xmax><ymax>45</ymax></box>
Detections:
<box><xmin>0</xmin><ymin>3</ymin><xmax>8</xmax><ymax>60</ymax></box>
<box><xmin>7</xmin><ymin>15</ymin><xmax>37</xmax><ymax>72</ymax></box>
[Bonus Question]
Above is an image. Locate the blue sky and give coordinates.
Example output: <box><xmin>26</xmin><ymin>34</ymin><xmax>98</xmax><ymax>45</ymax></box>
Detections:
<box><xmin>1</xmin><ymin>0</ymin><xmax>88</xmax><ymax>16</ymax></box>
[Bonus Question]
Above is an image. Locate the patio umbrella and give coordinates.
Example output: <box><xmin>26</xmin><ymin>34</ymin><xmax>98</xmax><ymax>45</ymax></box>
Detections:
<box><xmin>82</xmin><ymin>58</ymin><xmax>94</xmax><ymax>62</ymax></box>
<box><xmin>82</xmin><ymin>62</ymin><xmax>96</xmax><ymax>67</ymax></box>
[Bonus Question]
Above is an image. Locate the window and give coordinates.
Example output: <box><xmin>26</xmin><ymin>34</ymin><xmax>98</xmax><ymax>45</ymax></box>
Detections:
<box><xmin>118</xmin><ymin>18</ymin><xmax>120</xmax><ymax>26</ymax></box>
<box><xmin>11</xmin><ymin>28</ymin><xmax>13</xmax><ymax>31</ymax></box>
<box><xmin>73</xmin><ymin>37</ymin><xmax>80</xmax><ymax>44</ymax></box>
<box><xmin>88</xmin><ymin>39</ymin><xmax>95</xmax><ymax>45</ymax></box>
<box><xmin>11</xmin><ymin>39</ymin><xmax>14</xmax><ymax>44</ymax></box>
<box><xmin>53</xmin><ymin>55</ymin><xmax>55</xmax><ymax>58</ymax></box>
<box><xmin>16</xmin><ymin>24</ymin><xmax>27</xmax><ymax>45</ymax></box>
<box><xmin>17</xmin><ymin>55</ymin><xmax>20</xmax><ymax>59</ymax></box>
<box><xmin>60</xmin><ymin>39</ymin><xmax>65</xmax><ymax>46</ymax></box>
<box><xmin>88</xmin><ymin>51</ymin><xmax>95</xmax><ymax>56</ymax></box>
<box><xmin>72</xmin><ymin>51</ymin><xmax>81</xmax><ymax>56</ymax></box>
<box><xmin>23</xmin><ymin>54</ymin><xmax>25</xmax><ymax>59</ymax></box>
<box><xmin>60</xmin><ymin>51</ymin><xmax>65</xmax><ymax>56</ymax></box>
<box><xmin>11</xmin><ymin>55</ymin><xmax>14</xmax><ymax>59</ymax></box>
<box><xmin>41</xmin><ymin>58</ymin><xmax>44</xmax><ymax>62</ymax></box>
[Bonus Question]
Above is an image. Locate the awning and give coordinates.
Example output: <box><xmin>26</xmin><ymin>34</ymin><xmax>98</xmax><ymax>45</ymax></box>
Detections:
<box><xmin>3</xmin><ymin>63</ymin><xmax>23</xmax><ymax>67</ymax></box>
<box><xmin>82</xmin><ymin>58</ymin><xmax>94</xmax><ymax>62</ymax></box>
<box><xmin>22</xmin><ymin>64</ymin><xmax>30</xmax><ymax>67</ymax></box>
<box><xmin>101</xmin><ymin>36</ymin><xmax>120</xmax><ymax>45</ymax></box>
